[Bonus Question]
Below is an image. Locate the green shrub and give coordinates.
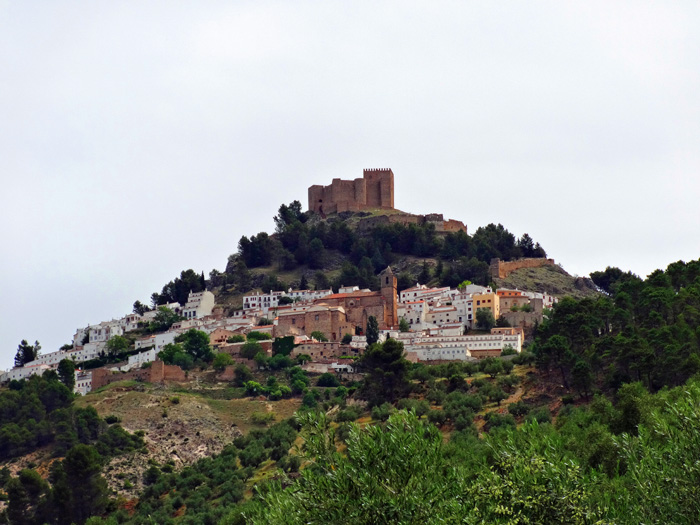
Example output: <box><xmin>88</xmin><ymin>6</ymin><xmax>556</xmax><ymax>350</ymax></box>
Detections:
<box><xmin>251</xmin><ymin>412</ymin><xmax>275</xmax><ymax>425</ymax></box>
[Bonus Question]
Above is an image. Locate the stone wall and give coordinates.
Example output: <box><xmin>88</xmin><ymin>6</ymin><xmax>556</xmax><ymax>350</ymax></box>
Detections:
<box><xmin>351</xmin><ymin>212</ymin><xmax>467</xmax><ymax>234</ymax></box>
<box><xmin>308</xmin><ymin>169</ymin><xmax>394</xmax><ymax>215</ymax></box>
<box><xmin>92</xmin><ymin>360</ymin><xmax>186</xmax><ymax>390</ymax></box>
<box><xmin>490</xmin><ymin>257</ymin><xmax>556</xmax><ymax>279</ymax></box>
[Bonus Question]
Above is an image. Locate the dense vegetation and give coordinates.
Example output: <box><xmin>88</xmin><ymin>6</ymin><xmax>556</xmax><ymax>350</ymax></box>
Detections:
<box><xmin>208</xmin><ymin>201</ymin><xmax>547</xmax><ymax>294</ymax></box>
<box><xmin>534</xmin><ymin>259</ymin><xmax>700</xmax><ymax>394</ymax></box>
<box><xmin>0</xmin><ymin>375</ymin><xmax>145</xmax><ymax>524</ymax></box>
<box><xmin>247</xmin><ymin>379</ymin><xmax>700</xmax><ymax>524</ymax></box>
<box><xmin>0</xmin><ymin>374</ymin><xmax>141</xmax><ymax>461</ymax></box>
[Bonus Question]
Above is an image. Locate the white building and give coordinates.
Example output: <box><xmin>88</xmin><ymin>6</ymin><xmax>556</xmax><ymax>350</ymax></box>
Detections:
<box><xmin>135</xmin><ymin>335</ymin><xmax>156</xmax><ymax>350</ymax></box>
<box><xmin>75</xmin><ymin>370</ymin><xmax>92</xmax><ymax>395</ymax></box>
<box><xmin>0</xmin><ymin>363</ymin><xmax>51</xmax><ymax>382</ymax></box>
<box><xmin>285</xmin><ymin>288</ymin><xmax>333</xmax><ymax>303</ymax></box>
<box><xmin>182</xmin><ymin>290</ymin><xmax>216</xmax><ymax>319</ymax></box>
<box><xmin>154</xmin><ymin>331</ymin><xmax>179</xmax><ymax>353</ymax></box>
<box><xmin>242</xmin><ymin>290</ymin><xmax>284</xmax><ymax>312</ymax></box>
<box><xmin>426</xmin><ymin>305</ymin><xmax>459</xmax><ymax>326</ymax></box>
<box><xmin>89</xmin><ymin>321</ymin><xmax>124</xmax><ymax>344</ymax></box>
<box><xmin>398</xmin><ymin>300</ymin><xmax>428</xmax><ymax>329</ymax></box>
<box><xmin>128</xmin><ymin>349</ymin><xmax>157</xmax><ymax>368</ymax></box>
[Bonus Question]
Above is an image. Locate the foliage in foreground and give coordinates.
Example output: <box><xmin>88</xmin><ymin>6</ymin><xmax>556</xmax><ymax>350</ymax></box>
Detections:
<box><xmin>246</xmin><ymin>378</ymin><xmax>700</xmax><ymax>524</ymax></box>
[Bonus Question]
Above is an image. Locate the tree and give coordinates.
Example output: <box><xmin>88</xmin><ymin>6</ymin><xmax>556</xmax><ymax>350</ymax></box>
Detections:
<box><xmin>317</xmin><ymin>373</ymin><xmax>340</xmax><ymax>388</ymax></box>
<box><xmin>14</xmin><ymin>340</ymin><xmax>39</xmax><ymax>367</ymax></box>
<box><xmin>341</xmin><ymin>333</ymin><xmax>353</xmax><ymax>345</ymax></box>
<box><xmin>480</xmin><ymin>357</ymin><xmax>504</xmax><ymax>378</ymax></box>
<box><xmin>148</xmin><ymin>306</ymin><xmax>182</xmax><ymax>332</ymax></box>
<box><xmin>310</xmin><ymin>331</ymin><xmax>328</xmax><ymax>342</ymax></box>
<box><xmin>359</xmin><ymin>338</ymin><xmax>411</xmax><ymax>406</ymax></box>
<box><xmin>272</xmin><ymin>336</ymin><xmax>296</xmax><ymax>356</ymax></box>
<box><xmin>308</xmin><ymin>238</ymin><xmax>326</xmax><ymax>269</ymax></box>
<box><xmin>213</xmin><ymin>353</ymin><xmax>234</xmax><ymax>371</ymax></box>
<box><xmin>57</xmin><ymin>359</ymin><xmax>76</xmax><ymax>391</ymax></box>
<box><xmin>495</xmin><ymin>316</ymin><xmax>510</xmax><ymax>327</ymax></box>
<box><xmin>61</xmin><ymin>445</ymin><xmax>109</xmax><ymax>524</ymax></box>
<box><xmin>536</xmin><ymin>334</ymin><xmax>573</xmax><ymax>389</ymax></box>
<box><xmin>175</xmin><ymin>329</ymin><xmax>213</xmax><ymax>362</ymax></box>
<box><xmin>418</xmin><ymin>261</ymin><xmax>431</xmax><ymax>284</ymax></box>
<box><xmin>241</xmin><ymin>341</ymin><xmax>263</xmax><ymax>359</ymax></box>
<box><xmin>7</xmin><ymin>469</ymin><xmax>48</xmax><ymax>524</ymax></box>
<box><xmin>227</xmin><ymin>334</ymin><xmax>245</xmax><ymax>343</ymax></box>
<box><xmin>571</xmin><ymin>359</ymin><xmax>593</xmax><ymax>399</ymax></box>
<box><xmin>399</xmin><ymin>318</ymin><xmax>410</xmax><ymax>332</ymax></box>
<box><xmin>105</xmin><ymin>335</ymin><xmax>129</xmax><ymax>358</ymax></box>
<box><xmin>132</xmin><ymin>301</ymin><xmax>150</xmax><ymax>315</ymax></box>
<box><xmin>476</xmin><ymin>308</ymin><xmax>495</xmax><ymax>331</ymax></box>
<box><xmin>233</xmin><ymin>364</ymin><xmax>253</xmax><ymax>387</ymax></box>
<box><xmin>457</xmin><ymin>280</ymin><xmax>472</xmax><ymax>291</ymax></box>
<box><xmin>366</xmin><ymin>316</ymin><xmax>379</xmax><ymax>346</ymax></box>
<box><xmin>314</xmin><ymin>271</ymin><xmax>331</xmax><ymax>291</ymax></box>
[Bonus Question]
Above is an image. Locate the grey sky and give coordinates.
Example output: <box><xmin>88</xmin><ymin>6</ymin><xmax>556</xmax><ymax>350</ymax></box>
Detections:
<box><xmin>1</xmin><ymin>2</ymin><xmax>699</xmax><ymax>369</ymax></box>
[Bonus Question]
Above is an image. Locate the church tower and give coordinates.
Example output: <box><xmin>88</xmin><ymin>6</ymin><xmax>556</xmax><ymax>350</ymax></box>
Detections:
<box><xmin>379</xmin><ymin>266</ymin><xmax>398</xmax><ymax>329</ymax></box>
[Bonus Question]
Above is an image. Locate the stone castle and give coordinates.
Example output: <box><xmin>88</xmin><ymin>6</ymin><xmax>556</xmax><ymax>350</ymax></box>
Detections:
<box><xmin>308</xmin><ymin>168</ymin><xmax>468</xmax><ymax>233</ymax></box>
<box><xmin>308</xmin><ymin>168</ymin><xmax>395</xmax><ymax>215</ymax></box>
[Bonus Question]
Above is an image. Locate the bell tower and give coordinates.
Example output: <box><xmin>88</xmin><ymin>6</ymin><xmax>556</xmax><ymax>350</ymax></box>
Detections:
<box><xmin>379</xmin><ymin>266</ymin><xmax>398</xmax><ymax>329</ymax></box>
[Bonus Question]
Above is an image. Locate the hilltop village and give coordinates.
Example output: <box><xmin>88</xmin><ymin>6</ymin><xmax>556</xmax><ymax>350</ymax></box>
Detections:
<box><xmin>1</xmin><ymin>169</ymin><xmax>557</xmax><ymax>395</ymax></box>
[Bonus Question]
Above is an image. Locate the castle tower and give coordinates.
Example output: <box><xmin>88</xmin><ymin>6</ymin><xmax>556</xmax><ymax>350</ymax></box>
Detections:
<box><xmin>379</xmin><ymin>266</ymin><xmax>398</xmax><ymax>329</ymax></box>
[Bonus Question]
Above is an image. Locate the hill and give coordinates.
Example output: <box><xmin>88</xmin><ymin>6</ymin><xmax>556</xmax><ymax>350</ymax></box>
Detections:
<box><xmin>494</xmin><ymin>263</ymin><xmax>599</xmax><ymax>300</ymax></box>
<box><xmin>176</xmin><ymin>203</ymin><xmax>598</xmax><ymax>314</ymax></box>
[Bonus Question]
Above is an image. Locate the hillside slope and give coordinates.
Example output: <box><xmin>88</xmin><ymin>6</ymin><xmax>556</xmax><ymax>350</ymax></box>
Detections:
<box><xmin>494</xmin><ymin>263</ymin><xmax>599</xmax><ymax>300</ymax></box>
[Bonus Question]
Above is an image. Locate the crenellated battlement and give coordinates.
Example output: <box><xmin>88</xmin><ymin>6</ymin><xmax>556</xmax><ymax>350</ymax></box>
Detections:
<box><xmin>309</xmin><ymin>169</ymin><xmax>394</xmax><ymax>215</ymax></box>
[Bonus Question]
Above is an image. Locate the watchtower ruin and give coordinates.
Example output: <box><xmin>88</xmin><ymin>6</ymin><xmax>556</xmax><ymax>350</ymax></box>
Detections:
<box><xmin>308</xmin><ymin>168</ymin><xmax>395</xmax><ymax>215</ymax></box>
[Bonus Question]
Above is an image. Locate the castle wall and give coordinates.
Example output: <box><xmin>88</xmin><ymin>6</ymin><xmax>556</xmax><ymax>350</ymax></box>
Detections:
<box><xmin>91</xmin><ymin>360</ymin><xmax>186</xmax><ymax>390</ymax></box>
<box><xmin>308</xmin><ymin>169</ymin><xmax>394</xmax><ymax>214</ymax></box>
<box><xmin>490</xmin><ymin>257</ymin><xmax>556</xmax><ymax>279</ymax></box>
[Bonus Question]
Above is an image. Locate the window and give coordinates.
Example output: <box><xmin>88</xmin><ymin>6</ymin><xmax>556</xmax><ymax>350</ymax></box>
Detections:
<box><xmin>315</xmin><ymin>315</ymin><xmax>319</xmax><ymax>321</ymax></box>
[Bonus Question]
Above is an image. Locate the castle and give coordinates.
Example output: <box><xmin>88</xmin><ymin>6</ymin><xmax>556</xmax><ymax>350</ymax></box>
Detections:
<box><xmin>308</xmin><ymin>168</ymin><xmax>394</xmax><ymax>215</ymax></box>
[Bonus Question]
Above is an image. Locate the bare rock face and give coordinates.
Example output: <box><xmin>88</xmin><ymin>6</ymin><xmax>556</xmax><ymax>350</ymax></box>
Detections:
<box><xmin>83</xmin><ymin>386</ymin><xmax>243</xmax><ymax>498</ymax></box>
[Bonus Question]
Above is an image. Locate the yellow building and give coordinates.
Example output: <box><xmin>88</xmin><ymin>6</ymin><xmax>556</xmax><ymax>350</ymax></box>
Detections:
<box><xmin>472</xmin><ymin>292</ymin><xmax>500</xmax><ymax>321</ymax></box>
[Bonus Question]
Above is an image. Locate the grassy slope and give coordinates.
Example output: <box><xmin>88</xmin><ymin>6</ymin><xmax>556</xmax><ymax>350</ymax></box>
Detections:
<box><xmin>494</xmin><ymin>263</ymin><xmax>600</xmax><ymax>300</ymax></box>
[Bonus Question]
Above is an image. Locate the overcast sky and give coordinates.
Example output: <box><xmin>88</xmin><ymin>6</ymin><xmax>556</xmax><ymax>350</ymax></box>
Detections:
<box><xmin>1</xmin><ymin>1</ymin><xmax>699</xmax><ymax>369</ymax></box>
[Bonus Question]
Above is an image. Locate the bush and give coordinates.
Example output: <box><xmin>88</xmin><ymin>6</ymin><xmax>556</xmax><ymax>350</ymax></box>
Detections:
<box><xmin>317</xmin><ymin>373</ymin><xmax>340</xmax><ymax>388</ymax></box>
<box><xmin>484</xmin><ymin>412</ymin><xmax>516</xmax><ymax>431</ymax></box>
<box><xmin>525</xmin><ymin>406</ymin><xmax>552</xmax><ymax>424</ymax></box>
<box><xmin>427</xmin><ymin>409</ymin><xmax>447</xmax><ymax>426</ymax></box>
<box><xmin>501</xmin><ymin>345</ymin><xmax>517</xmax><ymax>357</ymax></box>
<box><xmin>170</xmin><ymin>397</ymin><xmax>180</xmax><ymax>405</ymax></box>
<box><xmin>213</xmin><ymin>353</ymin><xmax>234</xmax><ymax>371</ymax></box>
<box><xmin>336</xmin><ymin>405</ymin><xmax>363</xmax><ymax>423</ymax></box>
<box><xmin>371</xmin><ymin>403</ymin><xmax>394</xmax><ymax>422</ymax></box>
<box><xmin>508</xmin><ymin>401</ymin><xmax>530</xmax><ymax>418</ymax></box>
<box><xmin>104</xmin><ymin>415</ymin><xmax>121</xmax><ymax>424</ymax></box>
<box><xmin>302</xmin><ymin>392</ymin><xmax>317</xmax><ymax>409</ymax></box>
<box><xmin>397</xmin><ymin>399</ymin><xmax>430</xmax><ymax>417</ymax></box>
<box><xmin>512</xmin><ymin>351</ymin><xmax>535</xmax><ymax>365</ymax></box>
<box><xmin>247</xmin><ymin>331</ymin><xmax>272</xmax><ymax>341</ymax></box>
<box><xmin>251</xmin><ymin>412</ymin><xmax>275</xmax><ymax>425</ymax></box>
<box><xmin>227</xmin><ymin>334</ymin><xmax>245</xmax><ymax>344</ymax></box>
<box><xmin>143</xmin><ymin>465</ymin><xmax>161</xmax><ymax>486</ymax></box>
